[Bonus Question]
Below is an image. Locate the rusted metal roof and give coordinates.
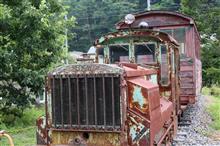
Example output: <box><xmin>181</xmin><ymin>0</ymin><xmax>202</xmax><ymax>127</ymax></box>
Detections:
<box><xmin>48</xmin><ymin>63</ymin><xmax>123</xmax><ymax>75</ymax></box>
<box><xmin>94</xmin><ymin>29</ymin><xmax>179</xmax><ymax>47</ymax></box>
<box><xmin>115</xmin><ymin>10</ymin><xmax>200</xmax><ymax>39</ymax></box>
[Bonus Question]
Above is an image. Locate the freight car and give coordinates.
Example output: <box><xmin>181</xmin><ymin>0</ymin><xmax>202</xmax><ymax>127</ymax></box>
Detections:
<box><xmin>36</xmin><ymin>11</ymin><xmax>201</xmax><ymax>146</ymax></box>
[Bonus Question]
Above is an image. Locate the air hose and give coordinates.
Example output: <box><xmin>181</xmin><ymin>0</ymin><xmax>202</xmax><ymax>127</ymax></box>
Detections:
<box><xmin>0</xmin><ymin>130</ymin><xmax>14</xmax><ymax>146</ymax></box>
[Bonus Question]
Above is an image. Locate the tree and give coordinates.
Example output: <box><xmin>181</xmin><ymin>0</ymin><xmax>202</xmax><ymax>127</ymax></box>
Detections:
<box><xmin>181</xmin><ymin>0</ymin><xmax>220</xmax><ymax>86</ymax></box>
<box><xmin>201</xmin><ymin>37</ymin><xmax>220</xmax><ymax>86</ymax></box>
<box><xmin>151</xmin><ymin>0</ymin><xmax>180</xmax><ymax>11</ymax></box>
<box><xmin>0</xmin><ymin>0</ymin><xmax>75</xmax><ymax>122</ymax></box>
<box><xmin>65</xmin><ymin>0</ymin><xmax>136</xmax><ymax>52</ymax></box>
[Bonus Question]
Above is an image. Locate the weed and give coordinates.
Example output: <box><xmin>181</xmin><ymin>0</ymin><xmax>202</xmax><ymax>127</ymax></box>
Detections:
<box><xmin>0</xmin><ymin>106</ymin><xmax>44</xmax><ymax>146</ymax></box>
<box><xmin>203</xmin><ymin>86</ymin><xmax>220</xmax><ymax>131</ymax></box>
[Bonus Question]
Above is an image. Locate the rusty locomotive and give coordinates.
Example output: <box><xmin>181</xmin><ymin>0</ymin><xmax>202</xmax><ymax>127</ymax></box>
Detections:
<box><xmin>36</xmin><ymin>11</ymin><xmax>202</xmax><ymax>146</ymax></box>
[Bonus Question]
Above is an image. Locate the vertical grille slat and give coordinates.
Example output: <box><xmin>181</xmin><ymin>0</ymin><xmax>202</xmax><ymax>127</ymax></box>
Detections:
<box><xmin>114</xmin><ymin>77</ymin><xmax>121</xmax><ymax>126</ymax></box>
<box><xmin>94</xmin><ymin>77</ymin><xmax>97</xmax><ymax>126</ymax></box>
<box><xmin>85</xmin><ymin>77</ymin><xmax>89</xmax><ymax>126</ymax></box>
<box><xmin>88</xmin><ymin>78</ymin><xmax>95</xmax><ymax>125</ymax></box>
<box><xmin>68</xmin><ymin>76</ymin><xmax>72</xmax><ymax>127</ymax></box>
<box><xmin>102</xmin><ymin>76</ymin><xmax>106</xmax><ymax>127</ymax></box>
<box><xmin>51</xmin><ymin>74</ymin><xmax>121</xmax><ymax>130</ymax></box>
<box><xmin>62</xmin><ymin>78</ymin><xmax>69</xmax><ymax>126</ymax></box>
<box><xmin>105</xmin><ymin>77</ymin><xmax>113</xmax><ymax>126</ymax></box>
<box><xmin>70</xmin><ymin>78</ymin><xmax>77</xmax><ymax>125</ymax></box>
<box><xmin>111</xmin><ymin>77</ymin><xmax>115</xmax><ymax>127</ymax></box>
<box><xmin>60</xmin><ymin>77</ymin><xmax>64</xmax><ymax>127</ymax></box>
<box><xmin>96</xmin><ymin>77</ymin><xmax>104</xmax><ymax>125</ymax></box>
<box><xmin>79</xmin><ymin>78</ymin><xmax>86</xmax><ymax>125</ymax></box>
<box><xmin>52</xmin><ymin>77</ymin><xmax>56</xmax><ymax>127</ymax></box>
<box><xmin>54</xmin><ymin>78</ymin><xmax>61</xmax><ymax>126</ymax></box>
<box><xmin>76</xmin><ymin>77</ymin><xmax>80</xmax><ymax>126</ymax></box>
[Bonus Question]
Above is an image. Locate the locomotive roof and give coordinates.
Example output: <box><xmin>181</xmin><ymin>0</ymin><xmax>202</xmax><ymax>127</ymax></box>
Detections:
<box><xmin>94</xmin><ymin>29</ymin><xmax>179</xmax><ymax>47</ymax></box>
<box><xmin>115</xmin><ymin>10</ymin><xmax>200</xmax><ymax>39</ymax></box>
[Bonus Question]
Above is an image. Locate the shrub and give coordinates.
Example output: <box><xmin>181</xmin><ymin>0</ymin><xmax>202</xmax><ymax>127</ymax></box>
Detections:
<box><xmin>210</xmin><ymin>85</ymin><xmax>220</xmax><ymax>97</ymax></box>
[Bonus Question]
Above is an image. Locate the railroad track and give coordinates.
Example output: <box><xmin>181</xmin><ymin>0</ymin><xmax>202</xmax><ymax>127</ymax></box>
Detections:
<box><xmin>172</xmin><ymin>96</ymin><xmax>220</xmax><ymax>146</ymax></box>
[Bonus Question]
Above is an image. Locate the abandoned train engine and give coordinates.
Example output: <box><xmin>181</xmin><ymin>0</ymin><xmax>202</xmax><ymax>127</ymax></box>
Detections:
<box><xmin>36</xmin><ymin>11</ymin><xmax>201</xmax><ymax>146</ymax></box>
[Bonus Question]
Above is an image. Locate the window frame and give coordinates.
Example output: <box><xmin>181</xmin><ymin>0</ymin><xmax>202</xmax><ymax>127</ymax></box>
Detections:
<box><xmin>133</xmin><ymin>42</ymin><xmax>157</xmax><ymax>64</ymax></box>
<box><xmin>109</xmin><ymin>44</ymin><xmax>130</xmax><ymax>64</ymax></box>
<box><xmin>159</xmin><ymin>44</ymin><xmax>171</xmax><ymax>87</ymax></box>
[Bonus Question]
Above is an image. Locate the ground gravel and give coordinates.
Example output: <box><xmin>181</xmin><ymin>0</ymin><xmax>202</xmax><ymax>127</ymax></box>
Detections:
<box><xmin>172</xmin><ymin>95</ymin><xmax>220</xmax><ymax>146</ymax></box>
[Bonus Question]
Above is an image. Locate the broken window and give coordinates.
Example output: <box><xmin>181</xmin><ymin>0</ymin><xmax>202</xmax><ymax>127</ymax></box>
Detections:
<box><xmin>97</xmin><ymin>48</ymin><xmax>104</xmax><ymax>63</ymax></box>
<box><xmin>109</xmin><ymin>45</ymin><xmax>129</xmax><ymax>63</ymax></box>
<box><xmin>160</xmin><ymin>44</ymin><xmax>170</xmax><ymax>86</ymax></box>
<box><xmin>161</xmin><ymin>28</ymin><xmax>186</xmax><ymax>54</ymax></box>
<box><xmin>134</xmin><ymin>43</ymin><xmax>156</xmax><ymax>64</ymax></box>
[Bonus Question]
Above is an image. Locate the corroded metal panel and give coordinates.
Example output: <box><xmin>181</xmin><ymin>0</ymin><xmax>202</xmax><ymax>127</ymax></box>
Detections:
<box><xmin>36</xmin><ymin>116</ymin><xmax>49</xmax><ymax>145</ymax></box>
<box><xmin>49</xmin><ymin>64</ymin><xmax>123</xmax><ymax>76</ymax></box>
<box><xmin>51</xmin><ymin>131</ymin><xmax>121</xmax><ymax>146</ymax></box>
<box><xmin>127</xmin><ymin>112</ymin><xmax>150</xmax><ymax>146</ymax></box>
<box><xmin>129</xmin><ymin>84</ymin><xmax>149</xmax><ymax>113</ymax></box>
<box><xmin>95</xmin><ymin>30</ymin><xmax>179</xmax><ymax>47</ymax></box>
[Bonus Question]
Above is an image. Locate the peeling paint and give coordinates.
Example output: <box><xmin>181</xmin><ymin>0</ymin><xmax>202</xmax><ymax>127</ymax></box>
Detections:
<box><xmin>133</xmin><ymin>86</ymin><xmax>146</xmax><ymax>108</ymax></box>
<box><xmin>150</xmin><ymin>74</ymin><xmax>157</xmax><ymax>84</ymax></box>
<box><xmin>127</xmin><ymin>112</ymin><xmax>150</xmax><ymax>145</ymax></box>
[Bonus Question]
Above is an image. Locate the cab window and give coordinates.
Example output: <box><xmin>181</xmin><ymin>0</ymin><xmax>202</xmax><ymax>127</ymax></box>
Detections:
<box><xmin>109</xmin><ymin>45</ymin><xmax>129</xmax><ymax>63</ymax></box>
<box><xmin>161</xmin><ymin>28</ymin><xmax>186</xmax><ymax>54</ymax></box>
<box><xmin>97</xmin><ymin>48</ymin><xmax>104</xmax><ymax>63</ymax></box>
<box><xmin>134</xmin><ymin>43</ymin><xmax>156</xmax><ymax>64</ymax></box>
<box><xmin>160</xmin><ymin>44</ymin><xmax>170</xmax><ymax>86</ymax></box>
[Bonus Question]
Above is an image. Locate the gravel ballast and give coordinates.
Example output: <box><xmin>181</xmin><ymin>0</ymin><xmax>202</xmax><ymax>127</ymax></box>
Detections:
<box><xmin>172</xmin><ymin>95</ymin><xmax>220</xmax><ymax>146</ymax></box>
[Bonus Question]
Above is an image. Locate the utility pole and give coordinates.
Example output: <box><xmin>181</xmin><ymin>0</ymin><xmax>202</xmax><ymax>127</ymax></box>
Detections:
<box><xmin>64</xmin><ymin>15</ymin><xmax>68</xmax><ymax>64</ymax></box>
<box><xmin>147</xmin><ymin>0</ymin><xmax>151</xmax><ymax>11</ymax></box>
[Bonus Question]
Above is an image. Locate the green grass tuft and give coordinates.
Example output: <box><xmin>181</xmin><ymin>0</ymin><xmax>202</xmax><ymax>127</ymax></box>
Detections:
<box><xmin>207</xmin><ymin>101</ymin><xmax>220</xmax><ymax>130</ymax></box>
<box><xmin>203</xmin><ymin>86</ymin><xmax>220</xmax><ymax>131</ymax></box>
<box><xmin>0</xmin><ymin>106</ymin><xmax>44</xmax><ymax>146</ymax></box>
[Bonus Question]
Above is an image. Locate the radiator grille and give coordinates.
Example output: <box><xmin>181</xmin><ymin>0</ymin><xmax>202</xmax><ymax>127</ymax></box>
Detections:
<box><xmin>51</xmin><ymin>75</ymin><xmax>121</xmax><ymax>131</ymax></box>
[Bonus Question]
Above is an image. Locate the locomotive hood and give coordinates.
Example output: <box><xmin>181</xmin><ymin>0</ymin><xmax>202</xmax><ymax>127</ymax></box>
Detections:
<box><xmin>48</xmin><ymin>63</ymin><xmax>124</xmax><ymax>76</ymax></box>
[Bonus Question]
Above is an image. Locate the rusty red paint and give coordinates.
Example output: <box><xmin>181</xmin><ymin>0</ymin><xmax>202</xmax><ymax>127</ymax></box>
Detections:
<box><xmin>95</xmin><ymin>30</ymin><xmax>179</xmax><ymax>47</ymax></box>
<box><xmin>36</xmin><ymin>116</ymin><xmax>49</xmax><ymax>145</ymax></box>
<box><xmin>36</xmin><ymin>11</ymin><xmax>201</xmax><ymax>146</ymax></box>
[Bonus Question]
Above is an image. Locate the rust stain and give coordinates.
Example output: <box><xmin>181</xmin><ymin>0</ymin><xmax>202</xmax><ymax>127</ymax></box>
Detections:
<box><xmin>128</xmin><ymin>82</ymin><xmax>149</xmax><ymax>116</ymax></box>
<box><xmin>36</xmin><ymin>116</ymin><xmax>49</xmax><ymax>145</ymax></box>
<box><xmin>127</xmin><ymin>112</ymin><xmax>150</xmax><ymax>146</ymax></box>
<box><xmin>51</xmin><ymin>131</ymin><xmax>120</xmax><ymax>146</ymax></box>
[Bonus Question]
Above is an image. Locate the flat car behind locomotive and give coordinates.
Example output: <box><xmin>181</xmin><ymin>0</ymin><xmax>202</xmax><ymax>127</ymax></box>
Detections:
<box><xmin>35</xmin><ymin>11</ymin><xmax>201</xmax><ymax>146</ymax></box>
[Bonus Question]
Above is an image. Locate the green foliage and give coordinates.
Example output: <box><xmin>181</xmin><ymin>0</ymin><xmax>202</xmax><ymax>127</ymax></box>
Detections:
<box><xmin>67</xmin><ymin>53</ymin><xmax>77</xmax><ymax>64</ymax></box>
<box><xmin>202</xmin><ymin>86</ymin><xmax>211</xmax><ymax>95</ymax></box>
<box><xmin>65</xmin><ymin>0</ymin><xmax>181</xmax><ymax>52</ymax></box>
<box><xmin>208</xmin><ymin>102</ymin><xmax>220</xmax><ymax>130</ymax></box>
<box><xmin>207</xmin><ymin>92</ymin><xmax>220</xmax><ymax>130</ymax></box>
<box><xmin>152</xmin><ymin>0</ymin><xmax>180</xmax><ymax>10</ymax></box>
<box><xmin>181</xmin><ymin>0</ymin><xmax>220</xmax><ymax>86</ymax></box>
<box><xmin>65</xmin><ymin>0</ymin><xmax>137</xmax><ymax>52</ymax></box>
<box><xmin>0</xmin><ymin>106</ymin><xmax>44</xmax><ymax>145</ymax></box>
<box><xmin>203</xmin><ymin>86</ymin><xmax>220</xmax><ymax>130</ymax></box>
<box><xmin>0</xmin><ymin>0</ymin><xmax>75</xmax><ymax>117</ymax></box>
<box><xmin>210</xmin><ymin>85</ymin><xmax>220</xmax><ymax>97</ymax></box>
<box><xmin>202</xmin><ymin>85</ymin><xmax>220</xmax><ymax>97</ymax></box>
<box><xmin>0</xmin><ymin>106</ymin><xmax>44</xmax><ymax>127</ymax></box>
<box><xmin>201</xmin><ymin>37</ymin><xmax>220</xmax><ymax>86</ymax></box>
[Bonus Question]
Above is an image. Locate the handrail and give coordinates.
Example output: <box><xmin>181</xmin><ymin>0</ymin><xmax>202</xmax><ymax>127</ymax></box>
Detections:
<box><xmin>0</xmin><ymin>130</ymin><xmax>15</xmax><ymax>146</ymax></box>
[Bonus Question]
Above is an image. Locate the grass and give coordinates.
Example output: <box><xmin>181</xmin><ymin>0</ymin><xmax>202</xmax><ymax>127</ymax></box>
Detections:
<box><xmin>0</xmin><ymin>106</ymin><xmax>44</xmax><ymax>146</ymax></box>
<box><xmin>202</xmin><ymin>86</ymin><xmax>220</xmax><ymax>130</ymax></box>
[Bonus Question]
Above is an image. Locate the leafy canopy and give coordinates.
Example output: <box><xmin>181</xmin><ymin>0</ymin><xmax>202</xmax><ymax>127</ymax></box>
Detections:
<box><xmin>0</xmin><ymin>0</ymin><xmax>75</xmax><ymax>120</ymax></box>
